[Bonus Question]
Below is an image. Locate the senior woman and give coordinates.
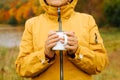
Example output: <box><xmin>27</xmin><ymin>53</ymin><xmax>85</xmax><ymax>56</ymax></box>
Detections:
<box><xmin>15</xmin><ymin>0</ymin><xmax>108</xmax><ymax>80</ymax></box>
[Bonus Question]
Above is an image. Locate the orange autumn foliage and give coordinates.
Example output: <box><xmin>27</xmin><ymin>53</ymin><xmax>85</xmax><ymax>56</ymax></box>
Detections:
<box><xmin>0</xmin><ymin>0</ymin><xmax>42</xmax><ymax>24</ymax></box>
<box><xmin>0</xmin><ymin>0</ymin><xmax>104</xmax><ymax>25</ymax></box>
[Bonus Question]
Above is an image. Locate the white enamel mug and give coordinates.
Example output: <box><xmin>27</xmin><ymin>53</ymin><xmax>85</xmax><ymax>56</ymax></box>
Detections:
<box><xmin>52</xmin><ymin>31</ymin><xmax>68</xmax><ymax>50</ymax></box>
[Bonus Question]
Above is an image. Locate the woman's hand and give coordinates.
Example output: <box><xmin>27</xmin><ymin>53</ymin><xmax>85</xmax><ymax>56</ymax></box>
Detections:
<box><xmin>45</xmin><ymin>31</ymin><xmax>59</xmax><ymax>58</ymax></box>
<box><xmin>64</xmin><ymin>32</ymin><xmax>78</xmax><ymax>54</ymax></box>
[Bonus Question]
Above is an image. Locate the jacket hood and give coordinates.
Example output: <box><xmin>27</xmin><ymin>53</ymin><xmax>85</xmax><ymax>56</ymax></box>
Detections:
<box><xmin>39</xmin><ymin>0</ymin><xmax>78</xmax><ymax>21</ymax></box>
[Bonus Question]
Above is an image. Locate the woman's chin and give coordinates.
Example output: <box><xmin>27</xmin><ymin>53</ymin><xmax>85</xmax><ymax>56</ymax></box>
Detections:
<box><xmin>47</xmin><ymin>1</ymin><xmax>67</xmax><ymax>7</ymax></box>
<box><xmin>50</xmin><ymin>3</ymin><xmax>68</xmax><ymax>7</ymax></box>
<box><xmin>50</xmin><ymin>4</ymin><xmax>62</xmax><ymax>7</ymax></box>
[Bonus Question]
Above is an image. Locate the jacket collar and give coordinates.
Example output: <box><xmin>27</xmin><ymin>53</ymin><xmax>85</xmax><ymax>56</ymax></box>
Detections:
<box><xmin>39</xmin><ymin>0</ymin><xmax>78</xmax><ymax>22</ymax></box>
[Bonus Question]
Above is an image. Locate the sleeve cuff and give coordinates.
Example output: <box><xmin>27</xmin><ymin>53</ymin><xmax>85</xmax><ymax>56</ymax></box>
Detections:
<box><xmin>67</xmin><ymin>46</ymin><xmax>81</xmax><ymax>59</ymax></box>
<box><xmin>74</xmin><ymin>46</ymin><xmax>83</xmax><ymax>60</ymax></box>
<box><xmin>45</xmin><ymin>53</ymin><xmax>56</xmax><ymax>63</ymax></box>
<box><xmin>67</xmin><ymin>52</ymin><xmax>75</xmax><ymax>58</ymax></box>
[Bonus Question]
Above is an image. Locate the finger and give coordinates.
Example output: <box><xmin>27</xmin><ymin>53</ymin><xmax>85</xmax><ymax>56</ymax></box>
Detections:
<box><xmin>48</xmin><ymin>31</ymin><xmax>56</xmax><ymax>37</ymax></box>
<box><xmin>67</xmin><ymin>37</ymin><xmax>74</xmax><ymax>41</ymax></box>
<box><xmin>67</xmin><ymin>40</ymin><xmax>76</xmax><ymax>46</ymax></box>
<box><xmin>48</xmin><ymin>34</ymin><xmax>59</xmax><ymax>41</ymax></box>
<box><xmin>47</xmin><ymin>38</ymin><xmax>60</xmax><ymax>45</ymax></box>
<box><xmin>64</xmin><ymin>32</ymin><xmax>75</xmax><ymax>37</ymax></box>
<box><xmin>68</xmin><ymin>36</ymin><xmax>78</xmax><ymax>45</ymax></box>
<box><xmin>65</xmin><ymin>45</ymin><xmax>75</xmax><ymax>51</ymax></box>
<box><xmin>47</xmin><ymin>43</ymin><xmax>57</xmax><ymax>49</ymax></box>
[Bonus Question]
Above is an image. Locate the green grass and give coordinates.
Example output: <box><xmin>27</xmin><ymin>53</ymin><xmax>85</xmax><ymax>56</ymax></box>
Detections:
<box><xmin>0</xmin><ymin>27</ymin><xmax>120</xmax><ymax>80</ymax></box>
<box><xmin>93</xmin><ymin>27</ymin><xmax>120</xmax><ymax>80</ymax></box>
<box><xmin>100</xmin><ymin>27</ymin><xmax>120</xmax><ymax>52</ymax></box>
<box><xmin>0</xmin><ymin>47</ymin><xmax>29</xmax><ymax>80</ymax></box>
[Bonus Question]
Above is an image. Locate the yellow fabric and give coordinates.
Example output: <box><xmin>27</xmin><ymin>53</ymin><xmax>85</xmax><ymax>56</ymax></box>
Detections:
<box><xmin>15</xmin><ymin>0</ymin><xmax>108</xmax><ymax>80</ymax></box>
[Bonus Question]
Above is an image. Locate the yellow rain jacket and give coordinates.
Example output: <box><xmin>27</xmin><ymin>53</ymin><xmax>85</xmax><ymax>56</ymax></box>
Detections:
<box><xmin>15</xmin><ymin>0</ymin><xmax>108</xmax><ymax>80</ymax></box>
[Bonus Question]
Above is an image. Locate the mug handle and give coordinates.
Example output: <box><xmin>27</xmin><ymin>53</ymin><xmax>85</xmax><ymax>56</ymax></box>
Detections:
<box><xmin>63</xmin><ymin>34</ymin><xmax>68</xmax><ymax>45</ymax></box>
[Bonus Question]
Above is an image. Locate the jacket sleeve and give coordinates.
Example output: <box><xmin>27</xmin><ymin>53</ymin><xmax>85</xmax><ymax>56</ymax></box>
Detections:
<box><xmin>67</xmin><ymin>16</ymin><xmax>109</xmax><ymax>75</ymax></box>
<box><xmin>15</xmin><ymin>19</ymin><xmax>55</xmax><ymax>78</ymax></box>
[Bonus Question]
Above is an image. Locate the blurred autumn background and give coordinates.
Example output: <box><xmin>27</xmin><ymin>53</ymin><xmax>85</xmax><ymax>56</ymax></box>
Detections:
<box><xmin>0</xmin><ymin>0</ymin><xmax>120</xmax><ymax>80</ymax></box>
<box><xmin>0</xmin><ymin>0</ymin><xmax>42</xmax><ymax>25</ymax></box>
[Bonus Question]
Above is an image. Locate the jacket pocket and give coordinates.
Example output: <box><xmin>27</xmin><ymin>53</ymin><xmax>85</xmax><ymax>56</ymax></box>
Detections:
<box><xmin>89</xmin><ymin>33</ymin><xmax>103</xmax><ymax>50</ymax></box>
